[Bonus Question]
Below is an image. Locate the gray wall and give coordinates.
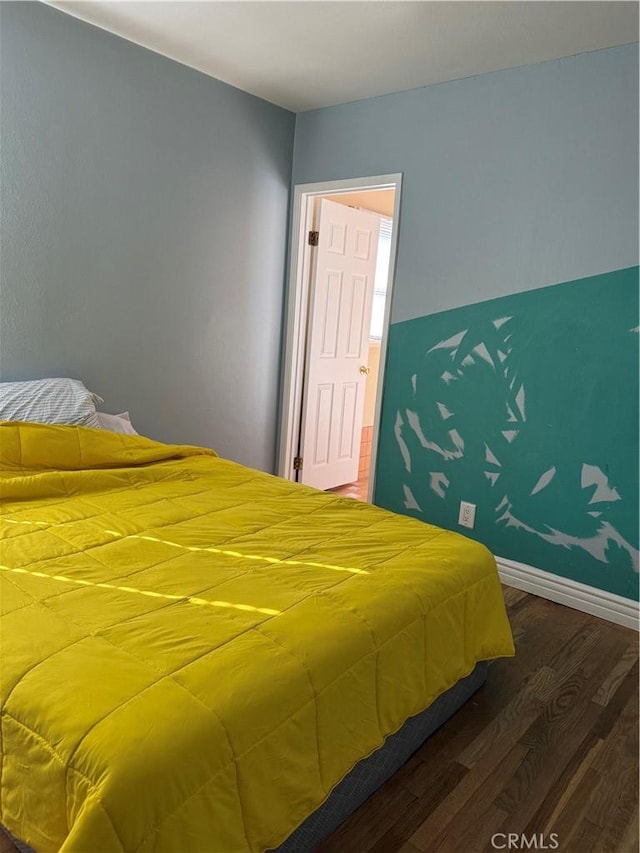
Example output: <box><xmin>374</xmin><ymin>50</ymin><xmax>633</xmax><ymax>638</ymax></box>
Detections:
<box><xmin>0</xmin><ymin>2</ymin><xmax>295</xmax><ymax>471</ymax></box>
<box><xmin>293</xmin><ymin>43</ymin><xmax>639</xmax><ymax>323</ymax></box>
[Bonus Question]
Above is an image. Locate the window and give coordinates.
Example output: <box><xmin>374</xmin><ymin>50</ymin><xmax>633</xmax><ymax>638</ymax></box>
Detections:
<box><xmin>370</xmin><ymin>217</ymin><xmax>393</xmax><ymax>341</ymax></box>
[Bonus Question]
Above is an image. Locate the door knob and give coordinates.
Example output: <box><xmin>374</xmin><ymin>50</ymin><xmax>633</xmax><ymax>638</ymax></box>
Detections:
<box><xmin>359</xmin><ymin>365</ymin><xmax>370</xmax><ymax>375</ymax></box>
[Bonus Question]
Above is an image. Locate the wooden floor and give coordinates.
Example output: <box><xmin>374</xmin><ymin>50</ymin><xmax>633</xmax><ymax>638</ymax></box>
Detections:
<box><xmin>1</xmin><ymin>590</ymin><xmax>637</xmax><ymax>853</ymax></box>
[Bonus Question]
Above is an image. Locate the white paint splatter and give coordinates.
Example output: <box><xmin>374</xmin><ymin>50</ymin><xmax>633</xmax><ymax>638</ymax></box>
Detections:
<box><xmin>403</xmin><ymin>484</ymin><xmax>422</xmax><ymax>511</ymax></box>
<box><xmin>515</xmin><ymin>386</ymin><xmax>526</xmax><ymax>420</ymax></box>
<box><xmin>394</xmin><ymin>411</ymin><xmax>412</xmax><ymax>473</ymax></box>
<box><xmin>473</xmin><ymin>342</ymin><xmax>495</xmax><ymax>368</ymax></box>
<box><xmin>405</xmin><ymin>409</ymin><xmax>464</xmax><ymax>460</ymax></box>
<box><xmin>493</xmin><ymin>317</ymin><xmax>512</xmax><ymax>329</ymax></box>
<box><xmin>502</xmin><ymin>430</ymin><xmax>519</xmax><ymax>443</ymax></box>
<box><xmin>406</xmin><ymin>409</ymin><xmax>446</xmax><ymax>457</ymax></box>
<box><xmin>428</xmin><ymin>330</ymin><xmax>468</xmax><ymax>353</ymax></box>
<box><xmin>530</xmin><ymin>466</ymin><xmax>556</xmax><ymax>496</ymax></box>
<box><xmin>588</xmin><ymin>511</ymin><xmax>602</xmax><ymax>518</ymax></box>
<box><xmin>429</xmin><ymin>472</ymin><xmax>450</xmax><ymax>499</ymax></box>
<box><xmin>484</xmin><ymin>444</ymin><xmax>501</xmax><ymax>466</ymax></box>
<box><xmin>496</xmin><ymin>497</ymin><xmax>639</xmax><ymax>569</ymax></box>
<box><xmin>461</xmin><ymin>354</ymin><xmax>475</xmax><ymax>367</ymax></box>
<box><xmin>581</xmin><ymin>464</ymin><xmax>621</xmax><ymax>504</ymax></box>
<box><xmin>411</xmin><ymin>374</ymin><xmax>417</xmax><ymax>395</ymax></box>
<box><xmin>506</xmin><ymin>404</ymin><xmax>518</xmax><ymax>423</ymax></box>
<box><xmin>441</xmin><ymin>371</ymin><xmax>457</xmax><ymax>384</ymax></box>
<box><xmin>484</xmin><ymin>472</ymin><xmax>500</xmax><ymax>486</ymax></box>
<box><xmin>436</xmin><ymin>402</ymin><xmax>454</xmax><ymax>420</ymax></box>
<box><xmin>448</xmin><ymin>429</ymin><xmax>464</xmax><ymax>454</ymax></box>
<box><xmin>496</xmin><ymin>496</ymin><xmax>509</xmax><ymax>512</ymax></box>
<box><xmin>497</xmin><ymin>350</ymin><xmax>508</xmax><ymax>363</ymax></box>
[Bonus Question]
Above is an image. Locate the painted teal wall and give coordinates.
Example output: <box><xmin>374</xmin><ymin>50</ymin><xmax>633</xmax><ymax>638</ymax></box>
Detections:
<box><xmin>293</xmin><ymin>43</ymin><xmax>639</xmax><ymax>598</ymax></box>
<box><xmin>0</xmin><ymin>2</ymin><xmax>295</xmax><ymax>472</ymax></box>
<box><xmin>375</xmin><ymin>268</ymin><xmax>639</xmax><ymax>600</ymax></box>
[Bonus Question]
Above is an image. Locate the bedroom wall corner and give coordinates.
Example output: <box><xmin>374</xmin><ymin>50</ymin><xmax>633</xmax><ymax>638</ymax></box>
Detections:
<box><xmin>0</xmin><ymin>1</ymin><xmax>295</xmax><ymax>472</ymax></box>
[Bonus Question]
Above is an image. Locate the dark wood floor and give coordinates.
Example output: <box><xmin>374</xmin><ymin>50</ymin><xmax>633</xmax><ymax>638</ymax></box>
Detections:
<box><xmin>319</xmin><ymin>588</ymin><xmax>639</xmax><ymax>853</ymax></box>
<box><xmin>1</xmin><ymin>589</ymin><xmax>637</xmax><ymax>853</ymax></box>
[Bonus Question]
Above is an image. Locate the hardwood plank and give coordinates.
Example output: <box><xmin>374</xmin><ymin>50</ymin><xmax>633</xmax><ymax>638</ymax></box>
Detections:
<box><xmin>397</xmin><ymin>841</ymin><xmax>423</xmax><ymax>853</ymax></box>
<box><xmin>593</xmin><ymin>660</ymin><xmax>639</xmax><ymax>741</ymax></box>
<box><xmin>618</xmin><ymin>806</ymin><xmax>639</xmax><ymax>853</ymax></box>
<box><xmin>533</xmin><ymin>734</ymin><xmax>604</xmax><ymax>834</ymax></box>
<box><xmin>533</xmin><ymin>621</ymin><xmax>611</xmax><ymax>702</ymax></box>
<box><xmin>592</xmin><ymin>769</ymin><xmax>639</xmax><ymax>852</ymax></box>
<box><xmin>317</xmin><ymin>780</ymin><xmax>416</xmax><ymax>853</ymax></box>
<box><xmin>408</xmin><ymin>741</ymin><xmax>528</xmax><ymax>849</ymax></box>
<box><xmin>564</xmin><ymin>815</ymin><xmax>604</xmax><ymax>852</ymax></box>
<box><xmin>592</xmin><ymin>670</ymin><xmax>639</xmax><ymax>773</ymax></box>
<box><xmin>593</xmin><ymin>642</ymin><xmax>639</xmax><ymax>706</ymax></box>
<box><xmin>368</xmin><ymin>761</ymin><xmax>469</xmax><ymax>852</ymax></box>
<box><xmin>495</xmin><ymin>694</ymin><xmax>602</xmax><ymax>831</ymax></box>
<box><xmin>428</xmin><ymin>747</ymin><xmax>527</xmax><ymax>851</ymax></box>
<box><xmin>435</xmin><ymin>804</ymin><xmax>508</xmax><ymax>853</ymax></box>
<box><xmin>586</xmin><ymin>689</ymin><xmax>639</xmax><ymax>847</ymax></box>
<box><xmin>550</xmin><ymin>766</ymin><xmax>604</xmax><ymax>849</ymax></box>
<box><xmin>456</xmin><ymin>667</ymin><xmax>549</xmax><ymax>768</ymax></box>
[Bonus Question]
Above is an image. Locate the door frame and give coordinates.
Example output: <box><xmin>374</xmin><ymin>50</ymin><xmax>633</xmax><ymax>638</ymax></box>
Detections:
<box><xmin>277</xmin><ymin>173</ymin><xmax>403</xmax><ymax>502</ymax></box>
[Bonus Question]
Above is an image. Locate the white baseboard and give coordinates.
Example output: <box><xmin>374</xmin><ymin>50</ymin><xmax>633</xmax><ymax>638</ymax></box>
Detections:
<box><xmin>495</xmin><ymin>555</ymin><xmax>639</xmax><ymax>631</ymax></box>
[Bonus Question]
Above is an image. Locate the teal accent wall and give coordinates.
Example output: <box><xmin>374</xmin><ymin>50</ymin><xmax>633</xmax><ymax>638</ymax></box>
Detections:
<box><xmin>375</xmin><ymin>268</ymin><xmax>639</xmax><ymax>600</ymax></box>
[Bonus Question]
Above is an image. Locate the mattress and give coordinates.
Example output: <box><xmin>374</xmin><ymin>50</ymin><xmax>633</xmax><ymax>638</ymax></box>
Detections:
<box><xmin>0</xmin><ymin>422</ymin><xmax>514</xmax><ymax>852</ymax></box>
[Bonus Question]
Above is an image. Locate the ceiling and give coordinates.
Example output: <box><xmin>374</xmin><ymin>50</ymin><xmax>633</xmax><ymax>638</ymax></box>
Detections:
<box><xmin>48</xmin><ymin>1</ymin><xmax>639</xmax><ymax>112</ymax></box>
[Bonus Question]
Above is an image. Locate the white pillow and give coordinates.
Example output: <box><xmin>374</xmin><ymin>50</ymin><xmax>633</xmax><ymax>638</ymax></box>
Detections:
<box><xmin>0</xmin><ymin>378</ymin><xmax>101</xmax><ymax>428</ymax></box>
<box><xmin>96</xmin><ymin>411</ymin><xmax>138</xmax><ymax>435</ymax></box>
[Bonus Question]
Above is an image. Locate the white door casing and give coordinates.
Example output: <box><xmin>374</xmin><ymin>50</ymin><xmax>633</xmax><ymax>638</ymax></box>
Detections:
<box><xmin>299</xmin><ymin>198</ymin><xmax>380</xmax><ymax>490</ymax></box>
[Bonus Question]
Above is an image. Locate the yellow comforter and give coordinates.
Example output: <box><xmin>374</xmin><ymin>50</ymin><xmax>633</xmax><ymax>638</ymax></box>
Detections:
<box><xmin>0</xmin><ymin>422</ymin><xmax>514</xmax><ymax>853</ymax></box>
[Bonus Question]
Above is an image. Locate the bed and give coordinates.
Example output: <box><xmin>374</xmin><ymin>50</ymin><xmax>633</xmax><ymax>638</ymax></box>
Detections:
<box><xmin>0</xmin><ymin>421</ymin><xmax>514</xmax><ymax>853</ymax></box>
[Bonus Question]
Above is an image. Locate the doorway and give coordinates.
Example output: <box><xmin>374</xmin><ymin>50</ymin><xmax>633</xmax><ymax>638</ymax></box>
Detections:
<box><xmin>277</xmin><ymin>174</ymin><xmax>402</xmax><ymax>504</ymax></box>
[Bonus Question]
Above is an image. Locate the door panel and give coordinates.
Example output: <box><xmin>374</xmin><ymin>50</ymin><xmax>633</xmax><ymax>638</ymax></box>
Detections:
<box><xmin>300</xmin><ymin>198</ymin><xmax>380</xmax><ymax>490</ymax></box>
<box><xmin>328</xmin><ymin>223</ymin><xmax>346</xmax><ymax>254</ymax></box>
<box><xmin>346</xmin><ymin>275</ymin><xmax>368</xmax><ymax>356</ymax></box>
<box><xmin>320</xmin><ymin>271</ymin><xmax>342</xmax><ymax>357</ymax></box>
<box><xmin>338</xmin><ymin>382</ymin><xmax>358</xmax><ymax>459</ymax></box>
<box><xmin>313</xmin><ymin>384</ymin><xmax>333</xmax><ymax>465</ymax></box>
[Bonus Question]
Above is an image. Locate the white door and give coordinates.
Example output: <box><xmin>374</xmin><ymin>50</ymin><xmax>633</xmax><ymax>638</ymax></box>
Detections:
<box><xmin>299</xmin><ymin>198</ymin><xmax>380</xmax><ymax>490</ymax></box>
